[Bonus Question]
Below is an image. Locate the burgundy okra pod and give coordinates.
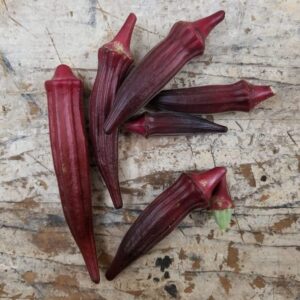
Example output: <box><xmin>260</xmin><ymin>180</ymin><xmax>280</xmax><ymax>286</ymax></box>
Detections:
<box><xmin>123</xmin><ymin>111</ymin><xmax>227</xmax><ymax>137</ymax></box>
<box><xmin>89</xmin><ymin>13</ymin><xmax>136</xmax><ymax>209</ymax></box>
<box><xmin>104</xmin><ymin>10</ymin><xmax>225</xmax><ymax>133</ymax></box>
<box><xmin>45</xmin><ymin>65</ymin><xmax>99</xmax><ymax>283</ymax></box>
<box><xmin>106</xmin><ymin>167</ymin><xmax>234</xmax><ymax>280</ymax></box>
<box><xmin>149</xmin><ymin>80</ymin><xmax>275</xmax><ymax>113</ymax></box>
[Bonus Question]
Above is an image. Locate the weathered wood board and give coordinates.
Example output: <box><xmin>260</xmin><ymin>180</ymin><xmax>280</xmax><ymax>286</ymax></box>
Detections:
<box><xmin>0</xmin><ymin>0</ymin><xmax>299</xmax><ymax>299</ymax></box>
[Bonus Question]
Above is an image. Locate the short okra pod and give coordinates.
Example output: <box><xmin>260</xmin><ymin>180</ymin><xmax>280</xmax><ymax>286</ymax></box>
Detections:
<box><xmin>106</xmin><ymin>167</ymin><xmax>234</xmax><ymax>280</ymax></box>
<box><xmin>149</xmin><ymin>80</ymin><xmax>275</xmax><ymax>113</ymax></box>
<box><xmin>89</xmin><ymin>13</ymin><xmax>136</xmax><ymax>209</ymax></box>
<box><xmin>104</xmin><ymin>10</ymin><xmax>225</xmax><ymax>133</ymax></box>
<box><xmin>123</xmin><ymin>111</ymin><xmax>227</xmax><ymax>137</ymax></box>
<box><xmin>45</xmin><ymin>65</ymin><xmax>99</xmax><ymax>283</ymax></box>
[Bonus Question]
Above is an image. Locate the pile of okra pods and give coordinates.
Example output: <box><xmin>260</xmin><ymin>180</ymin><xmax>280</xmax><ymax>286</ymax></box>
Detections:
<box><xmin>45</xmin><ymin>11</ymin><xmax>275</xmax><ymax>283</ymax></box>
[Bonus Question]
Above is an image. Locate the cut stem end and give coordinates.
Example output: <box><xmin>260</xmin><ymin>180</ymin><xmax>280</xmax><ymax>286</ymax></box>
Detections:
<box><xmin>250</xmin><ymin>84</ymin><xmax>275</xmax><ymax>108</ymax></box>
<box><xmin>52</xmin><ymin>64</ymin><xmax>76</xmax><ymax>80</ymax></box>
<box><xmin>213</xmin><ymin>208</ymin><xmax>233</xmax><ymax>230</ymax></box>
<box><xmin>194</xmin><ymin>10</ymin><xmax>225</xmax><ymax>39</ymax></box>
<box><xmin>111</xmin><ymin>13</ymin><xmax>137</xmax><ymax>55</ymax></box>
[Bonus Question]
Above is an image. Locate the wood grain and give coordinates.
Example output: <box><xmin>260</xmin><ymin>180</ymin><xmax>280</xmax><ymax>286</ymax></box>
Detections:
<box><xmin>0</xmin><ymin>0</ymin><xmax>299</xmax><ymax>299</ymax></box>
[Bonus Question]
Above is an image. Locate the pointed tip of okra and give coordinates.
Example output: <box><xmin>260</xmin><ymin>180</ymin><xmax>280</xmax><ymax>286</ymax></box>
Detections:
<box><xmin>83</xmin><ymin>257</ymin><xmax>100</xmax><ymax>284</ymax></box>
<box><xmin>220</xmin><ymin>125</ymin><xmax>228</xmax><ymax>132</ymax></box>
<box><xmin>90</xmin><ymin>271</ymin><xmax>100</xmax><ymax>284</ymax></box>
<box><xmin>207</xmin><ymin>120</ymin><xmax>228</xmax><ymax>133</ymax></box>
<box><xmin>52</xmin><ymin>64</ymin><xmax>77</xmax><ymax>80</ymax></box>
<box><xmin>112</xmin><ymin>194</ymin><xmax>123</xmax><ymax>209</ymax></box>
<box><xmin>105</xmin><ymin>257</ymin><xmax>124</xmax><ymax>281</ymax></box>
<box><xmin>250</xmin><ymin>84</ymin><xmax>276</xmax><ymax>109</ymax></box>
<box><xmin>192</xmin><ymin>115</ymin><xmax>228</xmax><ymax>133</ymax></box>
<box><xmin>104</xmin><ymin>117</ymin><xmax>116</xmax><ymax>134</ymax></box>
<box><xmin>83</xmin><ymin>256</ymin><xmax>100</xmax><ymax>284</ymax></box>
<box><xmin>123</xmin><ymin>113</ymin><xmax>147</xmax><ymax>137</ymax></box>
<box><xmin>188</xmin><ymin>167</ymin><xmax>227</xmax><ymax>201</ymax></box>
<box><xmin>114</xmin><ymin>202</ymin><xmax>123</xmax><ymax>209</ymax></box>
<box><xmin>79</xmin><ymin>238</ymin><xmax>100</xmax><ymax>284</ymax></box>
<box><xmin>193</xmin><ymin>10</ymin><xmax>225</xmax><ymax>39</ymax></box>
<box><xmin>105</xmin><ymin>268</ymin><xmax>117</xmax><ymax>281</ymax></box>
<box><xmin>110</xmin><ymin>13</ymin><xmax>137</xmax><ymax>56</ymax></box>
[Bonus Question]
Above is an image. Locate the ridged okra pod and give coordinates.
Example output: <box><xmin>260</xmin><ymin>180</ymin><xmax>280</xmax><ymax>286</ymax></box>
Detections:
<box><xmin>45</xmin><ymin>65</ymin><xmax>100</xmax><ymax>283</ymax></box>
<box><xmin>123</xmin><ymin>111</ymin><xmax>227</xmax><ymax>137</ymax></box>
<box><xmin>149</xmin><ymin>80</ymin><xmax>275</xmax><ymax>113</ymax></box>
<box><xmin>104</xmin><ymin>10</ymin><xmax>225</xmax><ymax>133</ymax></box>
<box><xmin>89</xmin><ymin>13</ymin><xmax>136</xmax><ymax>209</ymax></box>
<box><xmin>106</xmin><ymin>167</ymin><xmax>234</xmax><ymax>280</ymax></box>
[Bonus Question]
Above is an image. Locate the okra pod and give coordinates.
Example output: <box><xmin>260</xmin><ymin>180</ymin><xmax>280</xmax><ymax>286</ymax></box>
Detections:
<box><xmin>104</xmin><ymin>10</ymin><xmax>225</xmax><ymax>133</ymax></box>
<box><xmin>45</xmin><ymin>65</ymin><xmax>100</xmax><ymax>283</ymax></box>
<box><xmin>123</xmin><ymin>111</ymin><xmax>227</xmax><ymax>137</ymax></box>
<box><xmin>106</xmin><ymin>167</ymin><xmax>233</xmax><ymax>280</ymax></box>
<box><xmin>149</xmin><ymin>80</ymin><xmax>275</xmax><ymax>113</ymax></box>
<box><xmin>89</xmin><ymin>13</ymin><xmax>136</xmax><ymax>209</ymax></box>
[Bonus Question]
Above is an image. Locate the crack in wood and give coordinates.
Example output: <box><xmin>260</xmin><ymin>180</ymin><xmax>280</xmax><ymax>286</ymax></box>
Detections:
<box><xmin>287</xmin><ymin>130</ymin><xmax>298</xmax><ymax>146</ymax></box>
<box><xmin>45</xmin><ymin>27</ymin><xmax>62</xmax><ymax>64</ymax></box>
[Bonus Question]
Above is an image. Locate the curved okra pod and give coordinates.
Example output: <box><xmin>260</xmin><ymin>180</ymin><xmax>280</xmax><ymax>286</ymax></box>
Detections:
<box><xmin>123</xmin><ymin>111</ymin><xmax>227</xmax><ymax>137</ymax></box>
<box><xmin>104</xmin><ymin>10</ymin><xmax>225</xmax><ymax>133</ymax></box>
<box><xmin>45</xmin><ymin>65</ymin><xmax>99</xmax><ymax>283</ymax></box>
<box><xmin>106</xmin><ymin>167</ymin><xmax>234</xmax><ymax>280</ymax></box>
<box><xmin>149</xmin><ymin>80</ymin><xmax>275</xmax><ymax>113</ymax></box>
<box><xmin>89</xmin><ymin>13</ymin><xmax>136</xmax><ymax>209</ymax></box>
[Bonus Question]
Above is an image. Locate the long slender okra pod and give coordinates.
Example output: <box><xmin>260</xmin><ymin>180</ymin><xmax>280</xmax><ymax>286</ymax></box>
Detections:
<box><xmin>106</xmin><ymin>167</ymin><xmax>234</xmax><ymax>280</ymax></box>
<box><xmin>149</xmin><ymin>80</ymin><xmax>275</xmax><ymax>113</ymax></box>
<box><xmin>123</xmin><ymin>111</ymin><xmax>227</xmax><ymax>137</ymax></box>
<box><xmin>89</xmin><ymin>13</ymin><xmax>136</xmax><ymax>209</ymax></box>
<box><xmin>45</xmin><ymin>65</ymin><xmax>99</xmax><ymax>283</ymax></box>
<box><xmin>104</xmin><ymin>10</ymin><xmax>225</xmax><ymax>133</ymax></box>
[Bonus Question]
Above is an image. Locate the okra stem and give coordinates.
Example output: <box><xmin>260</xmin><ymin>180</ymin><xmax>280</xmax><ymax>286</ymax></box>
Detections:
<box><xmin>110</xmin><ymin>13</ymin><xmax>136</xmax><ymax>55</ymax></box>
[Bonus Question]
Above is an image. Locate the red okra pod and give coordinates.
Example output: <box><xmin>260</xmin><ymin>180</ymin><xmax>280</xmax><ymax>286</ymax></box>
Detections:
<box><xmin>89</xmin><ymin>13</ymin><xmax>136</xmax><ymax>209</ymax></box>
<box><xmin>123</xmin><ymin>111</ymin><xmax>227</xmax><ymax>137</ymax></box>
<box><xmin>45</xmin><ymin>65</ymin><xmax>100</xmax><ymax>283</ymax></box>
<box><xmin>104</xmin><ymin>10</ymin><xmax>225</xmax><ymax>133</ymax></box>
<box><xmin>106</xmin><ymin>167</ymin><xmax>233</xmax><ymax>280</ymax></box>
<box><xmin>149</xmin><ymin>80</ymin><xmax>275</xmax><ymax>113</ymax></box>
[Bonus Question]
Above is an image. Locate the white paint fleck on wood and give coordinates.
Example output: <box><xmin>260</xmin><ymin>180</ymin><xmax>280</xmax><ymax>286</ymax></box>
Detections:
<box><xmin>0</xmin><ymin>0</ymin><xmax>299</xmax><ymax>299</ymax></box>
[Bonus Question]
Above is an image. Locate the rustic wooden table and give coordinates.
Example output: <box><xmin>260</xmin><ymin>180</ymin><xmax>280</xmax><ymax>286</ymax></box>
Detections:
<box><xmin>0</xmin><ymin>0</ymin><xmax>299</xmax><ymax>299</ymax></box>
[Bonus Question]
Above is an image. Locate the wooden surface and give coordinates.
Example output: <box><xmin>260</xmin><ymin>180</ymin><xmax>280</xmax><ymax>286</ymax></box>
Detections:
<box><xmin>0</xmin><ymin>0</ymin><xmax>299</xmax><ymax>299</ymax></box>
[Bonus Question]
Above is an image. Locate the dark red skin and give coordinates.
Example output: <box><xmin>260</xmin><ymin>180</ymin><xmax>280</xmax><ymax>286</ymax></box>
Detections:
<box><xmin>89</xmin><ymin>13</ymin><xmax>136</xmax><ymax>209</ymax></box>
<box><xmin>149</xmin><ymin>80</ymin><xmax>275</xmax><ymax>113</ymax></box>
<box><xmin>45</xmin><ymin>65</ymin><xmax>99</xmax><ymax>283</ymax></box>
<box><xmin>123</xmin><ymin>111</ymin><xmax>227</xmax><ymax>137</ymax></box>
<box><xmin>104</xmin><ymin>11</ymin><xmax>225</xmax><ymax>133</ymax></box>
<box><xmin>106</xmin><ymin>167</ymin><xmax>233</xmax><ymax>281</ymax></box>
